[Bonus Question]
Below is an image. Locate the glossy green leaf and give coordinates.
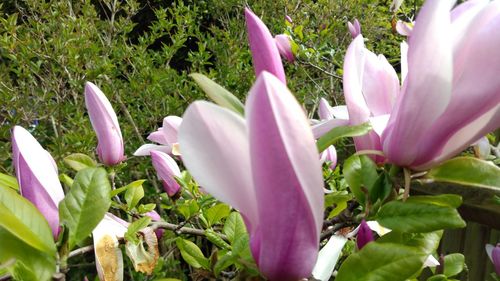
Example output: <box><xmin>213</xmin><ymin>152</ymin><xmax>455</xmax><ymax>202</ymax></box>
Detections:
<box><xmin>0</xmin><ymin>173</ymin><xmax>18</xmax><ymax>191</ymax></box>
<box><xmin>111</xmin><ymin>180</ymin><xmax>146</xmax><ymax>197</ymax></box>
<box><xmin>0</xmin><ymin>186</ymin><xmax>56</xmax><ymax>254</ymax></box>
<box><xmin>63</xmin><ymin>153</ymin><xmax>97</xmax><ymax>171</ymax></box>
<box><xmin>427</xmin><ymin>275</ymin><xmax>448</xmax><ymax>281</ymax></box>
<box><xmin>176</xmin><ymin>238</ymin><xmax>210</xmax><ymax>269</ymax></box>
<box><xmin>190</xmin><ymin>73</ymin><xmax>244</xmax><ymax>115</ymax></box>
<box><xmin>223</xmin><ymin>212</ymin><xmax>247</xmax><ymax>244</ymax></box>
<box><xmin>0</xmin><ymin>227</ymin><xmax>55</xmax><ymax>281</ymax></box>
<box><xmin>125</xmin><ymin>181</ymin><xmax>144</xmax><ymax>210</ymax></box>
<box><xmin>177</xmin><ymin>199</ymin><xmax>199</xmax><ymax>219</ymax></box>
<box><xmin>205</xmin><ymin>203</ymin><xmax>231</xmax><ymax>227</ymax></box>
<box><xmin>125</xmin><ymin>216</ymin><xmax>151</xmax><ymax>244</ymax></box>
<box><xmin>406</xmin><ymin>194</ymin><xmax>462</xmax><ymax>208</ymax></box>
<box><xmin>343</xmin><ymin>154</ymin><xmax>379</xmax><ymax>205</ymax></box>
<box><xmin>59</xmin><ymin>167</ymin><xmax>111</xmax><ymax>249</ymax></box>
<box><xmin>336</xmin><ymin>243</ymin><xmax>427</xmax><ymax>281</ymax></box>
<box><xmin>425</xmin><ymin>157</ymin><xmax>500</xmax><ymax>188</ymax></box>
<box><xmin>378</xmin><ymin>231</ymin><xmax>443</xmax><ymax>255</ymax></box>
<box><xmin>377</xmin><ymin>201</ymin><xmax>466</xmax><ymax>233</ymax></box>
<box><xmin>316</xmin><ymin>122</ymin><xmax>372</xmax><ymax>152</ymax></box>
<box><xmin>214</xmin><ymin>251</ymin><xmax>237</xmax><ymax>276</ymax></box>
<box><xmin>443</xmin><ymin>253</ymin><xmax>465</xmax><ymax>277</ymax></box>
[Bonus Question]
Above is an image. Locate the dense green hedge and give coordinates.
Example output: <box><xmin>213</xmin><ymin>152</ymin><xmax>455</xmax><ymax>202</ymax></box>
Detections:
<box><xmin>0</xmin><ymin>0</ymin><xmax>422</xmax><ymax>174</ymax></box>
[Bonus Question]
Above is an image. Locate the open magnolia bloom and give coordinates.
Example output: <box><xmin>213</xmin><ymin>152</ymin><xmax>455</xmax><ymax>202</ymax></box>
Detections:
<box><xmin>179</xmin><ymin>72</ymin><xmax>324</xmax><ymax>280</ymax></box>
<box><xmin>84</xmin><ymin>82</ymin><xmax>125</xmax><ymax>166</ymax></box>
<box><xmin>134</xmin><ymin>116</ymin><xmax>182</xmax><ymax>156</ymax></box>
<box><xmin>344</xmin><ymin>0</ymin><xmax>500</xmax><ymax>170</ymax></box>
<box><xmin>11</xmin><ymin>125</ymin><xmax>65</xmax><ymax>239</ymax></box>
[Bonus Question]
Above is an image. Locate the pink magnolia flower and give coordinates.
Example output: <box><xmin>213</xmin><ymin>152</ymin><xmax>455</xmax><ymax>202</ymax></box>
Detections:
<box><xmin>84</xmin><ymin>82</ymin><xmax>125</xmax><ymax>166</ymax></box>
<box><xmin>245</xmin><ymin>8</ymin><xmax>286</xmax><ymax>84</ymax></box>
<box><xmin>486</xmin><ymin>243</ymin><xmax>500</xmax><ymax>275</ymax></box>
<box><xmin>356</xmin><ymin>220</ymin><xmax>374</xmax><ymax>250</ymax></box>
<box><xmin>381</xmin><ymin>0</ymin><xmax>500</xmax><ymax>170</ymax></box>
<box><xmin>179</xmin><ymin>72</ymin><xmax>324</xmax><ymax>280</ymax></box>
<box><xmin>343</xmin><ymin>36</ymin><xmax>399</xmax><ymax>163</ymax></box>
<box><xmin>150</xmin><ymin>150</ymin><xmax>181</xmax><ymax>197</ymax></box>
<box><xmin>347</xmin><ymin>19</ymin><xmax>361</xmax><ymax>38</ymax></box>
<box><xmin>12</xmin><ymin>126</ymin><xmax>65</xmax><ymax>238</ymax></box>
<box><xmin>274</xmin><ymin>34</ymin><xmax>294</xmax><ymax>62</ymax></box>
<box><xmin>134</xmin><ymin>116</ymin><xmax>182</xmax><ymax>156</ymax></box>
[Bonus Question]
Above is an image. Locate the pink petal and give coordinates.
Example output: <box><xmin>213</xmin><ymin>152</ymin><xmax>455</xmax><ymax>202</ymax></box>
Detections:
<box><xmin>178</xmin><ymin>101</ymin><xmax>258</xmax><ymax>230</ymax></box>
<box><xmin>396</xmin><ymin>21</ymin><xmax>413</xmax><ymax>36</ymax></box>
<box><xmin>311</xmin><ymin>118</ymin><xmax>350</xmax><ymax>139</ymax></box>
<box><xmin>161</xmin><ymin>116</ymin><xmax>182</xmax><ymax>145</ymax></box>
<box><xmin>133</xmin><ymin>144</ymin><xmax>171</xmax><ymax>156</ymax></box>
<box><xmin>382</xmin><ymin>0</ymin><xmax>454</xmax><ymax>166</ymax></box>
<box><xmin>362</xmin><ymin>51</ymin><xmax>399</xmax><ymax>116</ymax></box>
<box><xmin>275</xmin><ymin>34</ymin><xmax>294</xmax><ymax>62</ymax></box>
<box><xmin>318</xmin><ymin>98</ymin><xmax>334</xmax><ymax>120</ymax></box>
<box><xmin>246</xmin><ymin>72</ymin><xmax>323</xmax><ymax>280</ymax></box>
<box><xmin>245</xmin><ymin>8</ymin><xmax>286</xmax><ymax>83</ymax></box>
<box><xmin>12</xmin><ymin>126</ymin><xmax>64</xmax><ymax>238</ymax></box>
<box><xmin>411</xmin><ymin>5</ymin><xmax>500</xmax><ymax>167</ymax></box>
<box><xmin>320</xmin><ymin>145</ymin><xmax>338</xmax><ymax>170</ymax></box>
<box><xmin>147</xmin><ymin>129</ymin><xmax>168</xmax><ymax>145</ymax></box>
<box><xmin>84</xmin><ymin>82</ymin><xmax>124</xmax><ymax>166</ymax></box>
<box><xmin>150</xmin><ymin>151</ymin><xmax>181</xmax><ymax>197</ymax></box>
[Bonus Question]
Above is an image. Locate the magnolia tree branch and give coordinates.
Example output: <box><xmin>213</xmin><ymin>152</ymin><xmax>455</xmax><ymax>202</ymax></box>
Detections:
<box><xmin>151</xmin><ymin>221</ymin><xmax>228</xmax><ymax>242</ymax></box>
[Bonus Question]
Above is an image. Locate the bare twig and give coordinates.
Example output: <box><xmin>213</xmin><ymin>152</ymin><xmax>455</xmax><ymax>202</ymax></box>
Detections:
<box><xmin>68</xmin><ymin>245</ymin><xmax>95</xmax><ymax>259</ymax></box>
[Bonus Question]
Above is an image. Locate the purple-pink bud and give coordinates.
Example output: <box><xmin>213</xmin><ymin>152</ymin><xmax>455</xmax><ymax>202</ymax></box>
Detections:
<box><xmin>150</xmin><ymin>151</ymin><xmax>181</xmax><ymax>197</ymax></box>
<box><xmin>12</xmin><ymin>126</ymin><xmax>65</xmax><ymax>239</ymax></box>
<box><xmin>84</xmin><ymin>82</ymin><xmax>125</xmax><ymax>166</ymax></box>
<box><xmin>486</xmin><ymin>243</ymin><xmax>500</xmax><ymax>275</ymax></box>
<box><xmin>347</xmin><ymin>19</ymin><xmax>361</xmax><ymax>38</ymax></box>
<box><xmin>245</xmin><ymin>8</ymin><xmax>287</xmax><ymax>83</ymax></box>
<box><xmin>285</xmin><ymin>15</ymin><xmax>293</xmax><ymax>24</ymax></box>
<box><xmin>145</xmin><ymin>210</ymin><xmax>164</xmax><ymax>239</ymax></box>
<box><xmin>356</xmin><ymin>220</ymin><xmax>374</xmax><ymax>250</ymax></box>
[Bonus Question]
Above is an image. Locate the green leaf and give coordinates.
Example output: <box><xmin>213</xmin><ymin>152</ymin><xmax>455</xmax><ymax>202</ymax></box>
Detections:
<box><xmin>125</xmin><ymin>181</ymin><xmax>145</xmax><ymax>210</ymax></box>
<box><xmin>378</xmin><ymin>231</ymin><xmax>443</xmax><ymax>255</ymax></box>
<box><xmin>425</xmin><ymin>157</ymin><xmax>500</xmax><ymax>188</ymax></box>
<box><xmin>223</xmin><ymin>212</ymin><xmax>247</xmax><ymax>244</ymax></box>
<box><xmin>343</xmin><ymin>154</ymin><xmax>379</xmax><ymax>205</ymax></box>
<box><xmin>0</xmin><ymin>173</ymin><xmax>19</xmax><ymax>191</ymax></box>
<box><xmin>190</xmin><ymin>73</ymin><xmax>244</xmax><ymax>115</ymax></box>
<box><xmin>0</xmin><ymin>186</ymin><xmax>56</xmax><ymax>254</ymax></box>
<box><xmin>370</xmin><ymin>172</ymin><xmax>393</xmax><ymax>203</ymax></box>
<box><xmin>406</xmin><ymin>194</ymin><xmax>462</xmax><ymax>208</ymax></box>
<box><xmin>0</xmin><ymin>227</ymin><xmax>56</xmax><ymax>281</ymax></box>
<box><xmin>336</xmin><ymin>243</ymin><xmax>427</xmax><ymax>281</ymax></box>
<box><xmin>111</xmin><ymin>179</ymin><xmax>146</xmax><ymax>197</ymax></box>
<box><xmin>443</xmin><ymin>253</ymin><xmax>465</xmax><ymax>277</ymax></box>
<box><xmin>59</xmin><ymin>173</ymin><xmax>74</xmax><ymax>189</ymax></box>
<box><xmin>427</xmin><ymin>275</ymin><xmax>448</xmax><ymax>281</ymax></box>
<box><xmin>125</xmin><ymin>217</ymin><xmax>151</xmax><ymax>245</ymax></box>
<box><xmin>137</xmin><ymin>203</ymin><xmax>157</xmax><ymax>214</ymax></box>
<box><xmin>204</xmin><ymin>203</ymin><xmax>231</xmax><ymax>227</ymax></box>
<box><xmin>176</xmin><ymin>238</ymin><xmax>210</xmax><ymax>269</ymax></box>
<box><xmin>205</xmin><ymin>229</ymin><xmax>231</xmax><ymax>250</ymax></box>
<box><xmin>316</xmin><ymin>122</ymin><xmax>372</xmax><ymax>152</ymax></box>
<box><xmin>59</xmin><ymin>167</ymin><xmax>111</xmax><ymax>249</ymax></box>
<box><xmin>213</xmin><ymin>251</ymin><xmax>237</xmax><ymax>276</ymax></box>
<box><xmin>377</xmin><ymin>201</ymin><xmax>466</xmax><ymax>233</ymax></box>
<box><xmin>63</xmin><ymin>153</ymin><xmax>97</xmax><ymax>171</ymax></box>
<box><xmin>177</xmin><ymin>199</ymin><xmax>199</xmax><ymax>219</ymax></box>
